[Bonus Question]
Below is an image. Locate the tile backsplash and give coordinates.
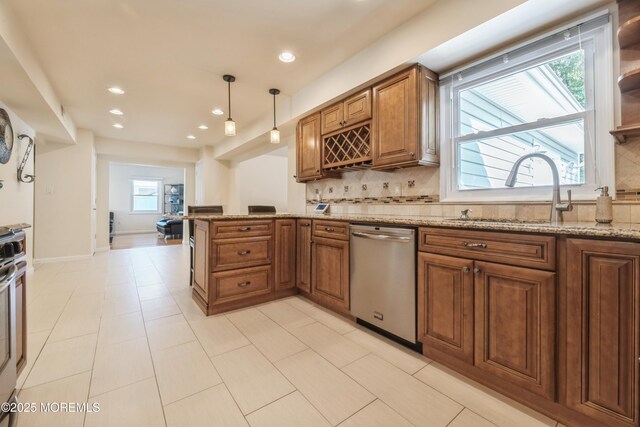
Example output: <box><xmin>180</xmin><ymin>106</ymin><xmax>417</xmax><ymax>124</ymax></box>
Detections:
<box><xmin>306</xmin><ymin>165</ymin><xmax>439</xmax><ymax>202</ymax></box>
<box><xmin>304</xmin><ymin>139</ymin><xmax>640</xmax><ymax>223</ymax></box>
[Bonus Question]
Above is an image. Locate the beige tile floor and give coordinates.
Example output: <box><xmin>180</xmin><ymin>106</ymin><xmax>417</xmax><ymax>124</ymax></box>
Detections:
<box><xmin>14</xmin><ymin>244</ymin><xmax>563</xmax><ymax>427</ymax></box>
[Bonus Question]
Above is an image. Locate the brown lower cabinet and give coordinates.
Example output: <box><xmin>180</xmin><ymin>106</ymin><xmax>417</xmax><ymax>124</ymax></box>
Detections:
<box><xmin>311</xmin><ymin>233</ymin><xmax>350</xmax><ymax>314</ymax></box>
<box><xmin>296</xmin><ymin>219</ymin><xmax>312</xmax><ymax>292</ymax></box>
<box><xmin>274</xmin><ymin>219</ymin><xmax>296</xmax><ymax>292</ymax></box>
<box><xmin>566</xmin><ymin>239</ymin><xmax>640</xmax><ymax>427</ymax></box>
<box><xmin>418</xmin><ymin>252</ymin><xmax>556</xmax><ymax>399</ymax></box>
<box><xmin>192</xmin><ymin>219</ymin><xmax>296</xmax><ymax>315</ymax></box>
<box><xmin>418</xmin><ymin>252</ymin><xmax>474</xmax><ymax>364</ymax></box>
<box><xmin>474</xmin><ymin>260</ymin><xmax>556</xmax><ymax>400</ymax></box>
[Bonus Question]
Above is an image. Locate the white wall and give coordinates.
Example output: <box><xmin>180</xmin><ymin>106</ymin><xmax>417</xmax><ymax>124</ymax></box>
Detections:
<box><xmin>108</xmin><ymin>163</ymin><xmax>184</xmax><ymax>235</ymax></box>
<box><xmin>196</xmin><ymin>146</ymin><xmax>230</xmax><ymax>209</ymax></box>
<box><xmin>226</xmin><ymin>148</ymin><xmax>289</xmax><ymax>214</ymax></box>
<box><xmin>0</xmin><ymin>101</ymin><xmax>35</xmax><ymax>264</ymax></box>
<box><xmin>286</xmin><ymin>134</ymin><xmax>306</xmax><ymax>213</ymax></box>
<box><xmin>34</xmin><ymin>129</ymin><xmax>94</xmax><ymax>261</ymax></box>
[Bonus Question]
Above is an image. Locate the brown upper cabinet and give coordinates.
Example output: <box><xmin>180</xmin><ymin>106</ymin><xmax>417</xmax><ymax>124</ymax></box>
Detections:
<box><xmin>296</xmin><ymin>112</ymin><xmax>323</xmax><ymax>182</ymax></box>
<box><xmin>295</xmin><ymin>63</ymin><xmax>438</xmax><ymax>180</ymax></box>
<box><xmin>321</xmin><ymin>89</ymin><xmax>372</xmax><ymax>134</ymax></box>
<box><xmin>372</xmin><ymin>65</ymin><xmax>438</xmax><ymax>169</ymax></box>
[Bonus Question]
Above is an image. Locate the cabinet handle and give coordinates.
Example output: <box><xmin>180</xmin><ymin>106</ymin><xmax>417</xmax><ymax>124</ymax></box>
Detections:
<box><xmin>240</xmin><ymin>227</ymin><xmax>251</xmax><ymax>231</ymax></box>
<box><xmin>325</xmin><ymin>227</ymin><xmax>335</xmax><ymax>232</ymax></box>
<box><xmin>409</xmin><ymin>152</ymin><xmax>415</xmax><ymax>157</ymax></box>
<box><xmin>462</xmin><ymin>267</ymin><xmax>470</xmax><ymax>273</ymax></box>
<box><xmin>237</xmin><ymin>281</ymin><xmax>251</xmax><ymax>288</ymax></box>
<box><xmin>473</xmin><ymin>268</ymin><xmax>481</xmax><ymax>274</ymax></box>
<box><xmin>237</xmin><ymin>250</ymin><xmax>251</xmax><ymax>255</ymax></box>
<box><xmin>463</xmin><ymin>242</ymin><xmax>487</xmax><ymax>248</ymax></box>
<box><xmin>300</xmin><ymin>224</ymin><xmax>310</xmax><ymax>227</ymax></box>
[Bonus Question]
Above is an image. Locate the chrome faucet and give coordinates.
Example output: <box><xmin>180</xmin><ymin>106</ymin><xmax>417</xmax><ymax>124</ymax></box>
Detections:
<box><xmin>505</xmin><ymin>153</ymin><xmax>573</xmax><ymax>224</ymax></box>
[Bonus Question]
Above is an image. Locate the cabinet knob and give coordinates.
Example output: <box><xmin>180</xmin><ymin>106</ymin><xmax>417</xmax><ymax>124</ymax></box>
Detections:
<box><xmin>316</xmin><ymin>169</ymin><xmax>320</xmax><ymax>173</ymax></box>
<box><xmin>474</xmin><ymin>268</ymin><xmax>481</xmax><ymax>274</ymax></box>
<box><xmin>409</xmin><ymin>152</ymin><xmax>415</xmax><ymax>157</ymax></box>
<box><xmin>462</xmin><ymin>267</ymin><xmax>470</xmax><ymax>273</ymax></box>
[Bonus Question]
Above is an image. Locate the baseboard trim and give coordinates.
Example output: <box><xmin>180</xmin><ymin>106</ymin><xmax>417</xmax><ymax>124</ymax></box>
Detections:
<box><xmin>33</xmin><ymin>254</ymin><xmax>93</xmax><ymax>265</ymax></box>
<box><xmin>95</xmin><ymin>246</ymin><xmax>111</xmax><ymax>253</ymax></box>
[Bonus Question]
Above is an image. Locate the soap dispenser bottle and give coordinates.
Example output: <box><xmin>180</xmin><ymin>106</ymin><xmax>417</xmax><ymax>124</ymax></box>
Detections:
<box><xmin>595</xmin><ymin>186</ymin><xmax>613</xmax><ymax>223</ymax></box>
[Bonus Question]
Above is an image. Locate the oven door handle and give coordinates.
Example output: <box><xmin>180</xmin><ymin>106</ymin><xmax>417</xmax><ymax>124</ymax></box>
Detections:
<box><xmin>0</xmin><ymin>264</ymin><xmax>16</xmax><ymax>293</ymax></box>
<box><xmin>351</xmin><ymin>231</ymin><xmax>412</xmax><ymax>243</ymax></box>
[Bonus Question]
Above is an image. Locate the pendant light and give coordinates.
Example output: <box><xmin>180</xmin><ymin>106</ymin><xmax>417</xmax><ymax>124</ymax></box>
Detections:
<box><xmin>269</xmin><ymin>88</ymin><xmax>280</xmax><ymax>144</ymax></box>
<box><xmin>223</xmin><ymin>75</ymin><xmax>236</xmax><ymax>136</ymax></box>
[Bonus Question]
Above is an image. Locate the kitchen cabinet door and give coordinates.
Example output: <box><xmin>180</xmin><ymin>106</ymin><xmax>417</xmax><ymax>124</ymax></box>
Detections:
<box><xmin>474</xmin><ymin>261</ymin><xmax>556</xmax><ymax>400</ymax></box>
<box><xmin>418</xmin><ymin>253</ymin><xmax>474</xmax><ymax>364</ymax></box>
<box><xmin>566</xmin><ymin>239</ymin><xmax>640</xmax><ymax>427</ymax></box>
<box><xmin>296</xmin><ymin>113</ymin><xmax>323</xmax><ymax>182</ymax></box>
<box><xmin>343</xmin><ymin>89</ymin><xmax>371</xmax><ymax>127</ymax></box>
<box><xmin>296</xmin><ymin>219</ymin><xmax>312</xmax><ymax>293</ymax></box>
<box><xmin>275</xmin><ymin>219</ymin><xmax>296</xmax><ymax>291</ymax></box>
<box><xmin>192</xmin><ymin>220</ymin><xmax>210</xmax><ymax>301</ymax></box>
<box><xmin>312</xmin><ymin>236</ymin><xmax>349</xmax><ymax>312</ymax></box>
<box><xmin>321</xmin><ymin>103</ymin><xmax>343</xmax><ymax>135</ymax></box>
<box><xmin>372</xmin><ymin>66</ymin><xmax>418</xmax><ymax>168</ymax></box>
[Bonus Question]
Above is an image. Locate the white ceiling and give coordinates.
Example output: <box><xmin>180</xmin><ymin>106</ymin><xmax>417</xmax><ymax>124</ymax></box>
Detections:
<box><xmin>7</xmin><ymin>0</ymin><xmax>438</xmax><ymax>148</ymax></box>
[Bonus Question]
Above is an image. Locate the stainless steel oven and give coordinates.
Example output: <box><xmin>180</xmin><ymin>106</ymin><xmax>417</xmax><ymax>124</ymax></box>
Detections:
<box><xmin>0</xmin><ymin>229</ymin><xmax>20</xmax><ymax>427</ymax></box>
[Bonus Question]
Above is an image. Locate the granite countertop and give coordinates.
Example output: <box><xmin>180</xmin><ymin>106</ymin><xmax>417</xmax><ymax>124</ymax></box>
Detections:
<box><xmin>169</xmin><ymin>213</ymin><xmax>640</xmax><ymax>240</ymax></box>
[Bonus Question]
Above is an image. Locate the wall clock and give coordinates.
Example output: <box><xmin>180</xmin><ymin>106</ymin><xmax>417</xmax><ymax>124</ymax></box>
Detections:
<box><xmin>0</xmin><ymin>109</ymin><xmax>13</xmax><ymax>164</ymax></box>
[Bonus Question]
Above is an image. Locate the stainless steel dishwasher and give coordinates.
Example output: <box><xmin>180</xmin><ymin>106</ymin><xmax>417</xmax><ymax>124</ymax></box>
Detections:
<box><xmin>350</xmin><ymin>224</ymin><xmax>417</xmax><ymax>344</ymax></box>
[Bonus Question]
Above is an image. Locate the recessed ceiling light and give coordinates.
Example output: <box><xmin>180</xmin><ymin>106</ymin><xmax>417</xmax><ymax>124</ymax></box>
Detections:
<box><xmin>198</xmin><ymin>125</ymin><xmax>208</xmax><ymax>130</ymax></box>
<box><xmin>278</xmin><ymin>51</ymin><xmax>296</xmax><ymax>63</ymax></box>
<box><xmin>109</xmin><ymin>109</ymin><xmax>124</xmax><ymax>115</ymax></box>
<box><xmin>211</xmin><ymin>108</ymin><xmax>224</xmax><ymax>116</ymax></box>
<box><xmin>187</xmin><ymin>135</ymin><xmax>196</xmax><ymax>140</ymax></box>
<box><xmin>108</xmin><ymin>87</ymin><xmax>125</xmax><ymax>95</ymax></box>
<box><xmin>112</xmin><ymin>123</ymin><xmax>124</xmax><ymax>129</ymax></box>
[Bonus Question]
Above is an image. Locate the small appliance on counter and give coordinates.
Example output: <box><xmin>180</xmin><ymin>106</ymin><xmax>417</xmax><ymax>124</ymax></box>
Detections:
<box><xmin>313</xmin><ymin>203</ymin><xmax>330</xmax><ymax>214</ymax></box>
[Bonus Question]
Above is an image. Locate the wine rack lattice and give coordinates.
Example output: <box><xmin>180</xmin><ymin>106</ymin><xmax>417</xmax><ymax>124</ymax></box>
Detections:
<box><xmin>323</xmin><ymin>123</ymin><xmax>372</xmax><ymax>170</ymax></box>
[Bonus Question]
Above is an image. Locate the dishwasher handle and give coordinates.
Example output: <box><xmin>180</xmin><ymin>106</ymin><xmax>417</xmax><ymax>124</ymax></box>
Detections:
<box><xmin>351</xmin><ymin>231</ymin><xmax>412</xmax><ymax>243</ymax></box>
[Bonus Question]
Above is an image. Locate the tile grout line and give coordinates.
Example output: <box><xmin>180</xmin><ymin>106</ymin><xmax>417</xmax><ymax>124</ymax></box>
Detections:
<box><xmin>138</xmin><ymin>262</ymin><xmax>172</xmax><ymax>427</ymax></box>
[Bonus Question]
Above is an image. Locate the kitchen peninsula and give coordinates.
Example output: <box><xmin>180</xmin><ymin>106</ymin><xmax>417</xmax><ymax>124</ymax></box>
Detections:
<box><xmin>182</xmin><ymin>211</ymin><xmax>640</xmax><ymax>427</ymax></box>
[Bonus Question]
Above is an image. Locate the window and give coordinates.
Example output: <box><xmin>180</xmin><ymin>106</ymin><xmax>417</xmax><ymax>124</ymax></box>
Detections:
<box><xmin>131</xmin><ymin>179</ymin><xmax>161</xmax><ymax>213</ymax></box>
<box><xmin>440</xmin><ymin>13</ymin><xmax>614</xmax><ymax>202</ymax></box>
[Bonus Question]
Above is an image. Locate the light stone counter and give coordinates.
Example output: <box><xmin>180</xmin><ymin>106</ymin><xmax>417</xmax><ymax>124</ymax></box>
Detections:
<box><xmin>170</xmin><ymin>213</ymin><xmax>640</xmax><ymax>241</ymax></box>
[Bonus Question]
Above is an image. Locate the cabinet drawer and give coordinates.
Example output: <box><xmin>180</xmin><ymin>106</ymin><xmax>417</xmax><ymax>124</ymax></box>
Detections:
<box><xmin>211</xmin><ymin>236</ymin><xmax>272</xmax><ymax>271</ymax></box>
<box><xmin>419</xmin><ymin>228</ymin><xmax>555</xmax><ymax>271</ymax></box>
<box><xmin>312</xmin><ymin>220</ymin><xmax>349</xmax><ymax>240</ymax></box>
<box><xmin>212</xmin><ymin>265</ymin><xmax>272</xmax><ymax>304</ymax></box>
<box><xmin>212</xmin><ymin>220</ymin><xmax>273</xmax><ymax>239</ymax></box>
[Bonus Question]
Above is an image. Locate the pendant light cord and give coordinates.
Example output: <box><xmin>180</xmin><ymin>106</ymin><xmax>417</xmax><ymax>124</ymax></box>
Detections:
<box><xmin>227</xmin><ymin>80</ymin><xmax>232</xmax><ymax>120</ymax></box>
<box><xmin>273</xmin><ymin>93</ymin><xmax>276</xmax><ymax>128</ymax></box>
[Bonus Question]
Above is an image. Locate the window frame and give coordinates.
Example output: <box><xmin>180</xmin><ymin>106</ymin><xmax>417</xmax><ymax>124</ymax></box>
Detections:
<box><xmin>130</xmin><ymin>178</ymin><xmax>163</xmax><ymax>214</ymax></box>
<box><xmin>439</xmin><ymin>13</ymin><xmax>614</xmax><ymax>203</ymax></box>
